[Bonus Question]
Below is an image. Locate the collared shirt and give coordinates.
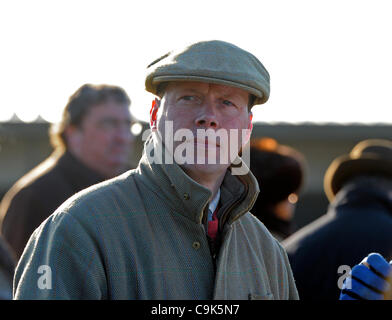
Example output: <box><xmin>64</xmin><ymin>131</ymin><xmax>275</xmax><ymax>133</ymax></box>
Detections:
<box><xmin>207</xmin><ymin>188</ymin><xmax>221</xmax><ymax>222</ymax></box>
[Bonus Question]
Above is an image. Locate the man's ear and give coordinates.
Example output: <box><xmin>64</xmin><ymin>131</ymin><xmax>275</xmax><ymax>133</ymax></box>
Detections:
<box><xmin>248</xmin><ymin>113</ymin><xmax>253</xmax><ymax>131</ymax></box>
<box><xmin>150</xmin><ymin>98</ymin><xmax>160</xmax><ymax>130</ymax></box>
<box><xmin>243</xmin><ymin>112</ymin><xmax>253</xmax><ymax>145</ymax></box>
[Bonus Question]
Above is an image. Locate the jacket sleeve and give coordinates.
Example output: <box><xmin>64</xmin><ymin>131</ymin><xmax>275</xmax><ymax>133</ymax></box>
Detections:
<box><xmin>277</xmin><ymin>241</ymin><xmax>300</xmax><ymax>300</ymax></box>
<box><xmin>13</xmin><ymin>211</ymin><xmax>107</xmax><ymax>300</ymax></box>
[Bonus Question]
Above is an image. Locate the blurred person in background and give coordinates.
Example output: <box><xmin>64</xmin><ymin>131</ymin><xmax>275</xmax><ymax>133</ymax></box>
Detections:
<box><xmin>0</xmin><ymin>84</ymin><xmax>135</xmax><ymax>259</ymax></box>
<box><xmin>249</xmin><ymin>137</ymin><xmax>305</xmax><ymax>241</ymax></box>
<box><xmin>283</xmin><ymin>139</ymin><xmax>392</xmax><ymax>300</ymax></box>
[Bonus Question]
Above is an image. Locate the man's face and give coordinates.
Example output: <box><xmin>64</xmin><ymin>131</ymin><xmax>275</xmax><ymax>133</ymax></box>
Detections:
<box><xmin>69</xmin><ymin>101</ymin><xmax>134</xmax><ymax>178</ymax></box>
<box><xmin>155</xmin><ymin>81</ymin><xmax>252</xmax><ymax>175</ymax></box>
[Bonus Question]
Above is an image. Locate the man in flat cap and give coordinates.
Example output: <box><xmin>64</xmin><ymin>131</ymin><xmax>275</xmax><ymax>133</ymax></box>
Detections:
<box><xmin>14</xmin><ymin>40</ymin><xmax>298</xmax><ymax>300</ymax></box>
<box><xmin>283</xmin><ymin>139</ymin><xmax>392</xmax><ymax>300</ymax></box>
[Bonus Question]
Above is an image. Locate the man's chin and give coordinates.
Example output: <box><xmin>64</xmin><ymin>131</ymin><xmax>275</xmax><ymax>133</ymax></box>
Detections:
<box><xmin>108</xmin><ymin>153</ymin><xmax>130</xmax><ymax>163</ymax></box>
<box><xmin>180</xmin><ymin>162</ymin><xmax>230</xmax><ymax>176</ymax></box>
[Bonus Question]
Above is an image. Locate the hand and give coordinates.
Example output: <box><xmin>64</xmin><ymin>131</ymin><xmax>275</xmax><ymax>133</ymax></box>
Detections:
<box><xmin>340</xmin><ymin>253</ymin><xmax>392</xmax><ymax>300</ymax></box>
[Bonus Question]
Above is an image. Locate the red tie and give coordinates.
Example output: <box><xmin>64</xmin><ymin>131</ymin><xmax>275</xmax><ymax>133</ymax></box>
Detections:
<box><xmin>207</xmin><ymin>207</ymin><xmax>219</xmax><ymax>241</ymax></box>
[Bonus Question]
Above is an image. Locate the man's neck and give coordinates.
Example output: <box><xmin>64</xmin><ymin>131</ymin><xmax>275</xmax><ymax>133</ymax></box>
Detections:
<box><xmin>67</xmin><ymin>148</ymin><xmax>118</xmax><ymax>179</ymax></box>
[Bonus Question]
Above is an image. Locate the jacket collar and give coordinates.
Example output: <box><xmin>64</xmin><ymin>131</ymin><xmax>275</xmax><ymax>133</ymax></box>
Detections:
<box><xmin>137</xmin><ymin>133</ymin><xmax>259</xmax><ymax>225</ymax></box>
<box><xmin>56</xmin><ymin>150</ymin><xmax>106</xmax><ymax>190</ymax></box>
<box><xmin>331</xmin><ymin>176</ymin><xmax>392</xmax><ymax>214</ymax></box>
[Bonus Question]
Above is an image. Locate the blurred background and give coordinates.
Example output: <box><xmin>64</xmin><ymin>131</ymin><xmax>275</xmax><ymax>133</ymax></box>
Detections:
<box><xmin>1</xmin><ymin>121</ymin><xmax>390</xmax><ymax>230</ymax></box>
<box><xmin>1</xmin><ymin>0</ymin><xmax>391</xmax><ymax>230</ymax></box>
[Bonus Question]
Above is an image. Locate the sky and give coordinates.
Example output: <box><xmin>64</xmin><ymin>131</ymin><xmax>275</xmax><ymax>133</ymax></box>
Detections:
<box><xmin>1</xmin><ymin>0</ymin><xmax>391</xmax><ymax>124</ymax></box>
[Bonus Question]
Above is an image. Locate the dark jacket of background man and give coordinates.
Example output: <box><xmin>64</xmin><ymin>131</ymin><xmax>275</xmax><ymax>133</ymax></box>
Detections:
<box><xmin>283</xmin><ymin>139</ymin><xmax>392</xmax><ymax>300</ymax></box>
<box><xmin>0</xmin><ymin>234</ymin><xmax>16</xmax><ymax>300</ymax></box>
<box><xmin>0</xmin><ymin>151</ymin><xmax>104</xmax><ymax>258</ymax></box>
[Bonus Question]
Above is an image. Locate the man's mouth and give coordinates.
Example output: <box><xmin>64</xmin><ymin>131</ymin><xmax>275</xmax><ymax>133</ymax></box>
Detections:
<box><xmin>193</xmin><ymin>139</ymin><xmax>220</xmax><ymax>149</ymax></box>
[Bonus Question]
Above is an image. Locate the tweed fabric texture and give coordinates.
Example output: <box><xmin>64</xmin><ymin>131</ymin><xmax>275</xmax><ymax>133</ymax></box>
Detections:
<box><xmin>145</xmin><ymin>40</ymin><xmax>270</xmax><ymax>106</ymax></box>
<box><xmin>14</xmin><ymin>135</ymin><xmax>298</xmax><ymax>300</ymax></box>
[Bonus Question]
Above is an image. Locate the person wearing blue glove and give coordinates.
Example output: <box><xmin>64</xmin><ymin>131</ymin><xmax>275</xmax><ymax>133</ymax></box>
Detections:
<box><xmin>283</xmin><ymin>139</ymin><xmax>392</xmax><ymax>300</ymax></box>
<box><xmin>340</xmin><ymin>253</ymin><xmax>392</xmax><ymax>300</ymax></box>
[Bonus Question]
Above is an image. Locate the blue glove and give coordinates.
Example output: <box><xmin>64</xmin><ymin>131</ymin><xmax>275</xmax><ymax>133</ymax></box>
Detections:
<box><xmin>340</xmin><ymin>253</ymin><xmax>392</xmax><ymax>300</ymax></box>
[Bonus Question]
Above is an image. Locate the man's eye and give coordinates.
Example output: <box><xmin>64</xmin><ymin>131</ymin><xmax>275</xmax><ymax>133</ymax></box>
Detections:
<box><xmin>99</xmin><ymin>119</ymin><xmax>117</xmax><ymax>128</ymax></box>
<box><xmin>180</xmin><ymin>95</ymin><xmax>196</xmax><ymax>101</ymax></box>
<box><xmin>222</xmin><ymin>100</ymin><xmax>235</xmax><ymax>107</ymax></box>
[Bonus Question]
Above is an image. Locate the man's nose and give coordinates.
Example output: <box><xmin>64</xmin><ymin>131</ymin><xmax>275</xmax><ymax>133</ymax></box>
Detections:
<box><xmin>194</xmin><ymin>101</ymin><xmax>219</xmax><ymax>128</ymax></box>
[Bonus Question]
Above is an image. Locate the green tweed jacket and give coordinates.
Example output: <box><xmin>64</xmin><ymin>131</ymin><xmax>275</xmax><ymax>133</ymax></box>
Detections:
<box><xmin>13</xmin><ymin>135</ymin><xmax>299</xmax><ymax>300</ymax></box>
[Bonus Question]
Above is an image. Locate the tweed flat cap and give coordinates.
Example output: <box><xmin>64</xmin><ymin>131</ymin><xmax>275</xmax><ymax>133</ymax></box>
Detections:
<box><xmin>145</xmin><ymin>40</ymin><xmax>270</xmax><ymax>106</ymax></box>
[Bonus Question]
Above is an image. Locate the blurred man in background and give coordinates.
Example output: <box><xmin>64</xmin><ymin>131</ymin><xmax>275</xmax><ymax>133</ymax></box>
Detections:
<box><xmin>0</xmin><ymin>84</ymin><xmax>135</xmax><ymax>259</ymax></box>
<box><xmin>249</xmin><ymin>137</ymin><xmax>305</xmax><ymax>241</ymax></box>
<box><xmin>283</xmin><ymin>139</ymin><xmax>392</xmax><ymax>300</ymax></box>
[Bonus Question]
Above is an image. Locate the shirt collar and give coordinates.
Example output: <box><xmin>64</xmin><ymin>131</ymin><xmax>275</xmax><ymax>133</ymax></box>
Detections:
<box><xmin>208</xmin><ymin>188</ymin><xmax>221</xmax><ymax>214</ymax></box>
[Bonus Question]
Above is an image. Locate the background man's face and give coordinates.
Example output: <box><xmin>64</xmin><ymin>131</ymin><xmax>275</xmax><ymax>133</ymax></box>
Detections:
<box><xmin>72</xmin><ymin>101</ymin><xmax>134</xmax><ymax>178</ymax></box>
<box><xmin>156</xmin><ymin>81</ymin><xmax>252</xmax><ymax>175</ymax></box>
